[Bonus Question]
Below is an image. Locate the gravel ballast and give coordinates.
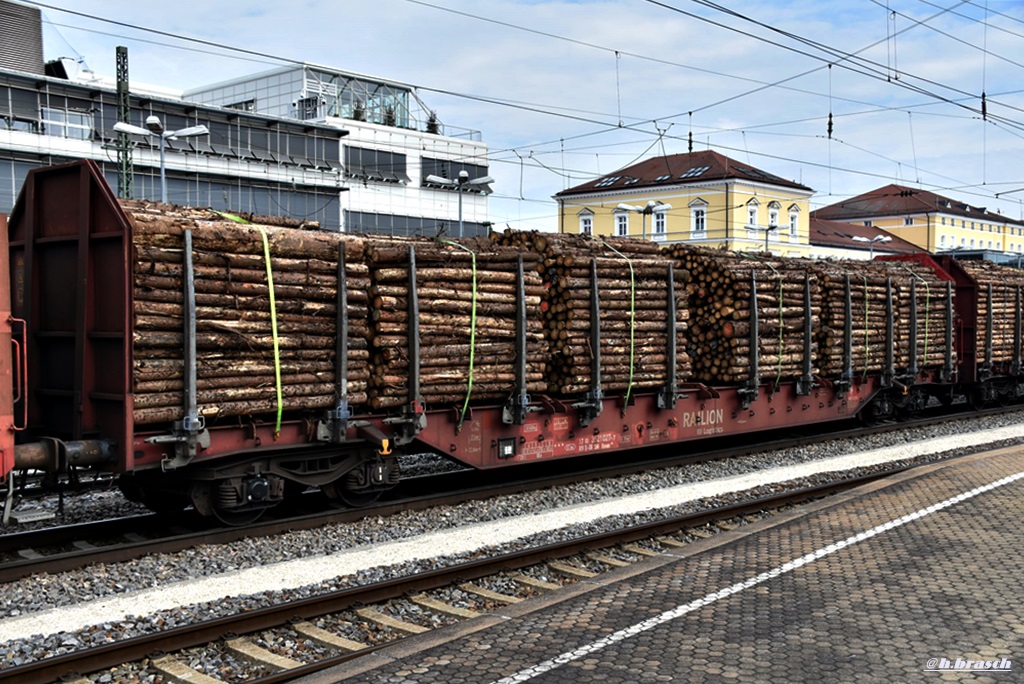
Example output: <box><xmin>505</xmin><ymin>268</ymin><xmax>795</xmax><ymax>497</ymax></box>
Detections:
<box><xmin>2</xmin><ymin>411</ymin><xmax>1024</xmax><ymax>668</ymax></box>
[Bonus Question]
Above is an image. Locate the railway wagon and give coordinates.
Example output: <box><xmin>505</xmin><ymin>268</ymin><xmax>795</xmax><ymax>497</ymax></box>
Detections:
<box><xmin>0</xmin><ymin>160</ymin><xmax>983</xmax><ymax>522</ymax></box>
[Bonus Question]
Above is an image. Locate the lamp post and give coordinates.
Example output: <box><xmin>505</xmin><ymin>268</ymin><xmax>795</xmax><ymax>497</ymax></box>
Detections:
<box><xmin>113</xmin><ymin>116</ymin><xmax>209</xmax><ymax>204</ymax></box>
<box><xmin>759</xmin><ymin>225</ymin><xmax>778</xmax><ymax>252</ymax></box>
<box><xmin>425</xmin><ymin>169</ymin><xmax>494</xmax><ymax>237</ymax></box>
<box><xmin>615</xmin><ymin>200</ymin><xmax>673</xmax><ymax>240</ymax></box>
<box><xmin>851</xmin><ymin>234</ymin><xmax>892</xmax><ymax>259</ymax></box>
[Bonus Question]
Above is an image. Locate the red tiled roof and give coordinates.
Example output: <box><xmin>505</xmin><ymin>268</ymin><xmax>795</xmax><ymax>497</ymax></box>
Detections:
<box><xmin>812</xmin><ymin>183</ymin><xmax>1024</xmax><ymax>227</ymax></box>
<box><xmin>809</xmin><ymin>216</ymin><xmax>922</xmax><ymax>254</ymax></box>
<box><xmin>555</xmin><ymin>150</ymin><xmax>812</xmax><ymax>196</ymax></box>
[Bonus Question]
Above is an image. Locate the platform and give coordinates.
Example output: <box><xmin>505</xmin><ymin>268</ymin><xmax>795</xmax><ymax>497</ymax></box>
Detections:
<box><xmin>298</xmin><ymin>447</ymin><xmax>1024</xmax><ymax>683</ymax></box>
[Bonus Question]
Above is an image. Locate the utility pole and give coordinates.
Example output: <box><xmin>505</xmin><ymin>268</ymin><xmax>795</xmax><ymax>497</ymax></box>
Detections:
<box><xmin>116</xmin><ymin>46</ymin><xmax>133</xmax><ymax>199</ymax></box>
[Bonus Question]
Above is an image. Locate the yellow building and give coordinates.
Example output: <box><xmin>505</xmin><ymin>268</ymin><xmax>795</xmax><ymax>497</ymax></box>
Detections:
<box><xmin>554</xmin><ymin>150</ymin><xmax>816</xmax><ymax>257</ymax></box>
<box><xmin>813</xmin><ymin>184</ymin><xmax>1024</xmax><ymax>255</ymax></box>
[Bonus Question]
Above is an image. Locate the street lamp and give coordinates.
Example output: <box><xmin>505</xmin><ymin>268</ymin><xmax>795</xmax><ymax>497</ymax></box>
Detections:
<box><xmin>615</xmin><ymin>200</ymin><xmax>673</xmax><ymax>240</ymax></box>
<box><xmin>851</xmin><ymin>234</ymin><xmax>892</xmax><ymax>259</ymax></box>
<box><xmin>758</xmin><ymin>225</ymin><xmax>778</xmax><ymax>252</ymax></box>
<box><xmin>113</xmin><ymin>115</ymin><xmax>209</xmax><ymax>204</ymax></box>
<box><xmin>425</xmin><ymin>169</ymin><xmax>494</xmax><ymax>238</ymax></box>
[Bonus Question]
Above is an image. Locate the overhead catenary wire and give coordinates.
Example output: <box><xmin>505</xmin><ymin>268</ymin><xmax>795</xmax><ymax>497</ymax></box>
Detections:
<box><xmin>26</xmin><ymin>0</ymin><xmax>1024</xmax><ymax>225</ymax></box>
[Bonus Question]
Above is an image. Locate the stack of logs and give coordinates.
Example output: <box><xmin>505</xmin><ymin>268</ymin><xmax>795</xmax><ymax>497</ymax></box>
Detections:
<box><xmin>491</xmin><ymin>230</ymin><xmax>692</xmax><ymax>396</ymax></box>
<box><xmin>366</xmin><ymin>237</ymin><xmax>547</xmax><ymax>410</ymax></box>
<box><xmin>958</xmin><ymin>260</ymin><xmax>1024</xmax><ymax>366</ymax></box>
<box><xmin>663</xmin><ymin>246</ymin><xmax>820</xmax><ymax>385</ymax></box>
<box><xmin>810</xmin><ymin>258</ymin><xmax>954</xmax><ymax>377</ymax></box>
<box><xmin>128</xmin><ymin>201</ymin><xmax>369</xmax><ymax>425</ymax></box>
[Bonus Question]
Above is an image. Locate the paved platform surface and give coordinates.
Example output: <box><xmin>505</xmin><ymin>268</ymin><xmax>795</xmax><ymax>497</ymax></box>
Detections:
<box><xmin>297</xmin><ymin>448</ymin><xmax>1024</xmax><ymax>683</ymax></box>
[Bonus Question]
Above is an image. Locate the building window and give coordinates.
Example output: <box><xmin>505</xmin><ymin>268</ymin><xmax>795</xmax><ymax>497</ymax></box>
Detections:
<box><xmin>579</xmin><ymin>214</ymin><xmax>592</xmax><ymax>235</ymax></box>
<box><xmin>864</xmin><ymin>220</ymin><xmax>873</xmax><ymax>227</ymax></box>
<box><xmin>40</xmin><ymin>107</ymin><xmax>93</xmax><ymax>140</ymax></box>
<box><xmin>226</xmin><ymin>99</ymin><xmax>256</xmax><ymax>112</ymax></box>
<box><xmin>904</xmin><ymin>217</ymin><xmax>913</xmax><ymax>226</ymax></box>
<box><xmin>788</xmin><ymin>209</ymin><xmax>799</xmax><ymax>238</ymax></box>
<box><xmin>615</xmin><ymin>212</ymin><xmax>629</xmax><ymax>237</ymax></box>
<box><xmin>970</xmin><ymin>239</ymin><xmax>975</xmax><ymax>248</ymax></box>
<box><xmin>653</xmin><ymin>210</ymin><xmax>667</xmax><ymax>241</ymax></box>
<box><xmin>345</xmin><ymin>146</ymin><xmax>410</xmax><ymax>183</ymax></box>
<box><xmin>746</xmin><ymin>199</ymin><xmax>759</xmax><ymax>238</ymax></box>
<box><xmin>691</xmin><ymin>204</ymin><xmax>707</xmax><ymax>238</ymax></box>
<box><xmin>941</xmin><ymin>217</ymin><xmax>947</xmax><ymax>225</ymax></box>
<box><xmin>421</xmin><ymin>158</ymin><xmax>490</xmax><ymax>191</ymax></box>
<box><xmin>294</xmin><ymin>96</ymin><xmax>321</xmax><ymax>120</ymax></box>
<box><xmin>988</xmin><ymin>240</ymin><xmax>993</xmax><ymax>249</ymax></box>
<box><xmin>940</xmin><ymin>235</ymin><xmax>946</xmax><ymax>248</ymax></box>
<box><xmin>961</xmin><ymin>237</ymin><xmax>966</xmax><ymax>247</ymax></box>
<box><xmin>767</xmin><ymin>202</ymin><xmax>780</xmax><ymax>230</ymax></box>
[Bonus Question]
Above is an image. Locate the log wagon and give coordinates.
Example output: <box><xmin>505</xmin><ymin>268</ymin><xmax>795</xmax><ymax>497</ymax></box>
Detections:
<box><xmin>0</xmin><ymin>160</ymin><xmax>1016</xmax><ymax>523</ymax></box>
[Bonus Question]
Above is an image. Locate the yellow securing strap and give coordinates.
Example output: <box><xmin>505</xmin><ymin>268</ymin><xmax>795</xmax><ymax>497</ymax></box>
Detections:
<box><xmin>256</xmin><ymin>226</ymin><xmax>284</xmax><ymax>436</ymax></box>
<box><xmin>438</xmin><ymin>239</ymin><xmax>478</xmax><ymax>427</ymax></box>
<box><xmin>214</xmin><ymin>210</ymin><xmax>248</xmax><ymax>224</ymax></box>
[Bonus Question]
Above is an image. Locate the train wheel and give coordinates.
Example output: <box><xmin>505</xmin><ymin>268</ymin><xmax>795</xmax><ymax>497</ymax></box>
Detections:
<box><xmin>212</xmin><ymin>504</ymin><xmax>266</xmax><ymax>526</ymax></box>
<box><xmin>969</xmin><ymin>387</ymin><xmax>989</xmax><ymax>411</ymax></box>
<box><xmin>321</xmin><ymin>480</ymin><xmax>383</xmax><ymax>508</ymax></box>
<box><xmin>189</xmin><ymin>481</ymin><xmax>271</xmax><ymax>526</ymax></box>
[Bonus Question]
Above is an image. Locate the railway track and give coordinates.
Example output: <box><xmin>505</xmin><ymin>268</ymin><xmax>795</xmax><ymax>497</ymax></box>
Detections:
<box><xmin>0</xmin><ymin>403</ymin><xmax>1017</xmax><ymax>583</ymax></box>
<box><xmin>0</xmin><ymin>464</ymin><xmax>913</xmax><ymax>684</ymax></box>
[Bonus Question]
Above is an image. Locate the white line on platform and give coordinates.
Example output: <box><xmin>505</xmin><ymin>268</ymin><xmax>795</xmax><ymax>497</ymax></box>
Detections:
<box><xmin>2</xmin><ymin>423</ymin><xmax>1023</xmax><ymax>644</ymax></box>
<box><xmin>489</xmin><ymin>469</ymin><xmax>1024</xmax><ymax>684</ymax></box>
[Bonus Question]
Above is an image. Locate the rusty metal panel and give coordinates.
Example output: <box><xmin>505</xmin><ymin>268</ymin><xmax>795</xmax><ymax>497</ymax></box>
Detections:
<box><xmin>7</xmin><ymin>160</ymin><xmax>133</xmax><ymax>473</ymax></box>
<box><xmin>414</xmin><ymin>380</ymin><xmax>879</xmax><ymax>470</ymax></box>
<box><xmin>0</xmin><ymin>213</ymin><xmax>12</xmax><ymax>484</ymax></box>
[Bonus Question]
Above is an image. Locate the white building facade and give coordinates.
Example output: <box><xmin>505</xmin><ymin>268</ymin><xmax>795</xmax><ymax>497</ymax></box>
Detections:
<box><xmin>185</xmin><ymin>65</ymin><xmax>492</xmax><ymax>237</ymax></box>
<box><xmin>0</xmin><ymin>2</ymin><xmax>491</xmax><ymax>237</ymax></box>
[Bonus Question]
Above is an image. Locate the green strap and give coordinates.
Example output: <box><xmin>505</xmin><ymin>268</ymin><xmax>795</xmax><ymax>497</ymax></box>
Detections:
<box><xmin>438</xmin><ymin>239</ymin><xmax>478</xmax><ymax>426</ymax></box>
<box><xmin>256</xmin><ymin>226</ymin><xmax>284</xmax><ymax>436</ymax></box>
<box><xmin>601</xmin><ymin>240</ymin><xmax>636</xmax><ymax>404</ymax></box>
<box><xmin>904</xmin><ymin>266</ymin><xmax>931</xmax><ymax>367</ymax></box>
<box><xmin>214</xmin><ymin>210</ymin><xmax>249</xmax><ymax>224</ymax></box>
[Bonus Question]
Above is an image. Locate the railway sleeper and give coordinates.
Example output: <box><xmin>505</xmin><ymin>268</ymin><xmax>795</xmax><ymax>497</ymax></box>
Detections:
<box><xmin>410</xmin><ymin>593</ymin><xmax>482</xmax><ymax>619</ymax></box>
<box><xmin>292</xmin><ymin>620</ymin><xmax>369</xmax><ymax>652</ymax></box>
<box><xmin>225</xmin><ymin>636</ymin><xmax>304</xmax><ymax>670</ymax></box>
<box><xmin>458</xmin><ymin>581</ymin><xmax>523</xmax><ymax>604</ymax></box>
<box><xmin>547</xmin><ymin>559</ymin><xmax>599</xmax><ymax>579</ymax></box>
<box><xmin>354</xmin><ymin>606</ymin><xmax>429</xmax><ymax>635</ymax></box>
<box><xmin>152</xmin><ymin>655</ymin><xmax>223</xmax><ymax>684</ymax></box>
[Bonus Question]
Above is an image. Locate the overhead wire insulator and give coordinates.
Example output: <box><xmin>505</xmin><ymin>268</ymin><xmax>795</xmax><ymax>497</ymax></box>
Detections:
<box><xmin>981</xmin><ymin>91</ymin><xmax>987</xmax><ymax>122</ymax></box>
<box><xmin>827</xmin><ymin>112</ymin><xmax>834</xmax><ymax>139</ymax></box>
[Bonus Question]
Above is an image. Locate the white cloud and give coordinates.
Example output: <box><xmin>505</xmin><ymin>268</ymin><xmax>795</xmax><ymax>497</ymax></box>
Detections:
<box><xmin>35</xmin><ymin>0</ymin><xmax>1024</xmax><ymax>229</ymax></box>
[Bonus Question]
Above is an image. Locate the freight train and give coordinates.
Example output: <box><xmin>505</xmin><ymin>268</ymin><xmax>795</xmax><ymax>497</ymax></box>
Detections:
<box><xmin>1</xmin><ymin>160</ymin><xmax>1021</xmax><ymax>524</ymax></box>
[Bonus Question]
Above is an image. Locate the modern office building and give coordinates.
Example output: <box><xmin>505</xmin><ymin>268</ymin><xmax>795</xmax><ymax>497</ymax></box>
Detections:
<box><xmin>0</xmin><ymin>0</ymin><xmax>491</xmax><ymax>236</ymax></box>
<box><xmin>185</xmin><ymin>64</ymin><xmax>491</xmax><ymax>236</ymax></box>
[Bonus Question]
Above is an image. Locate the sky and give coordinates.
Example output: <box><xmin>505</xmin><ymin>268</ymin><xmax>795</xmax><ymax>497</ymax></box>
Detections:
<box><xmin>27</xmin><ymin>0</ymin><xmax>1024</xmax><ymax>232</ymax></box>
